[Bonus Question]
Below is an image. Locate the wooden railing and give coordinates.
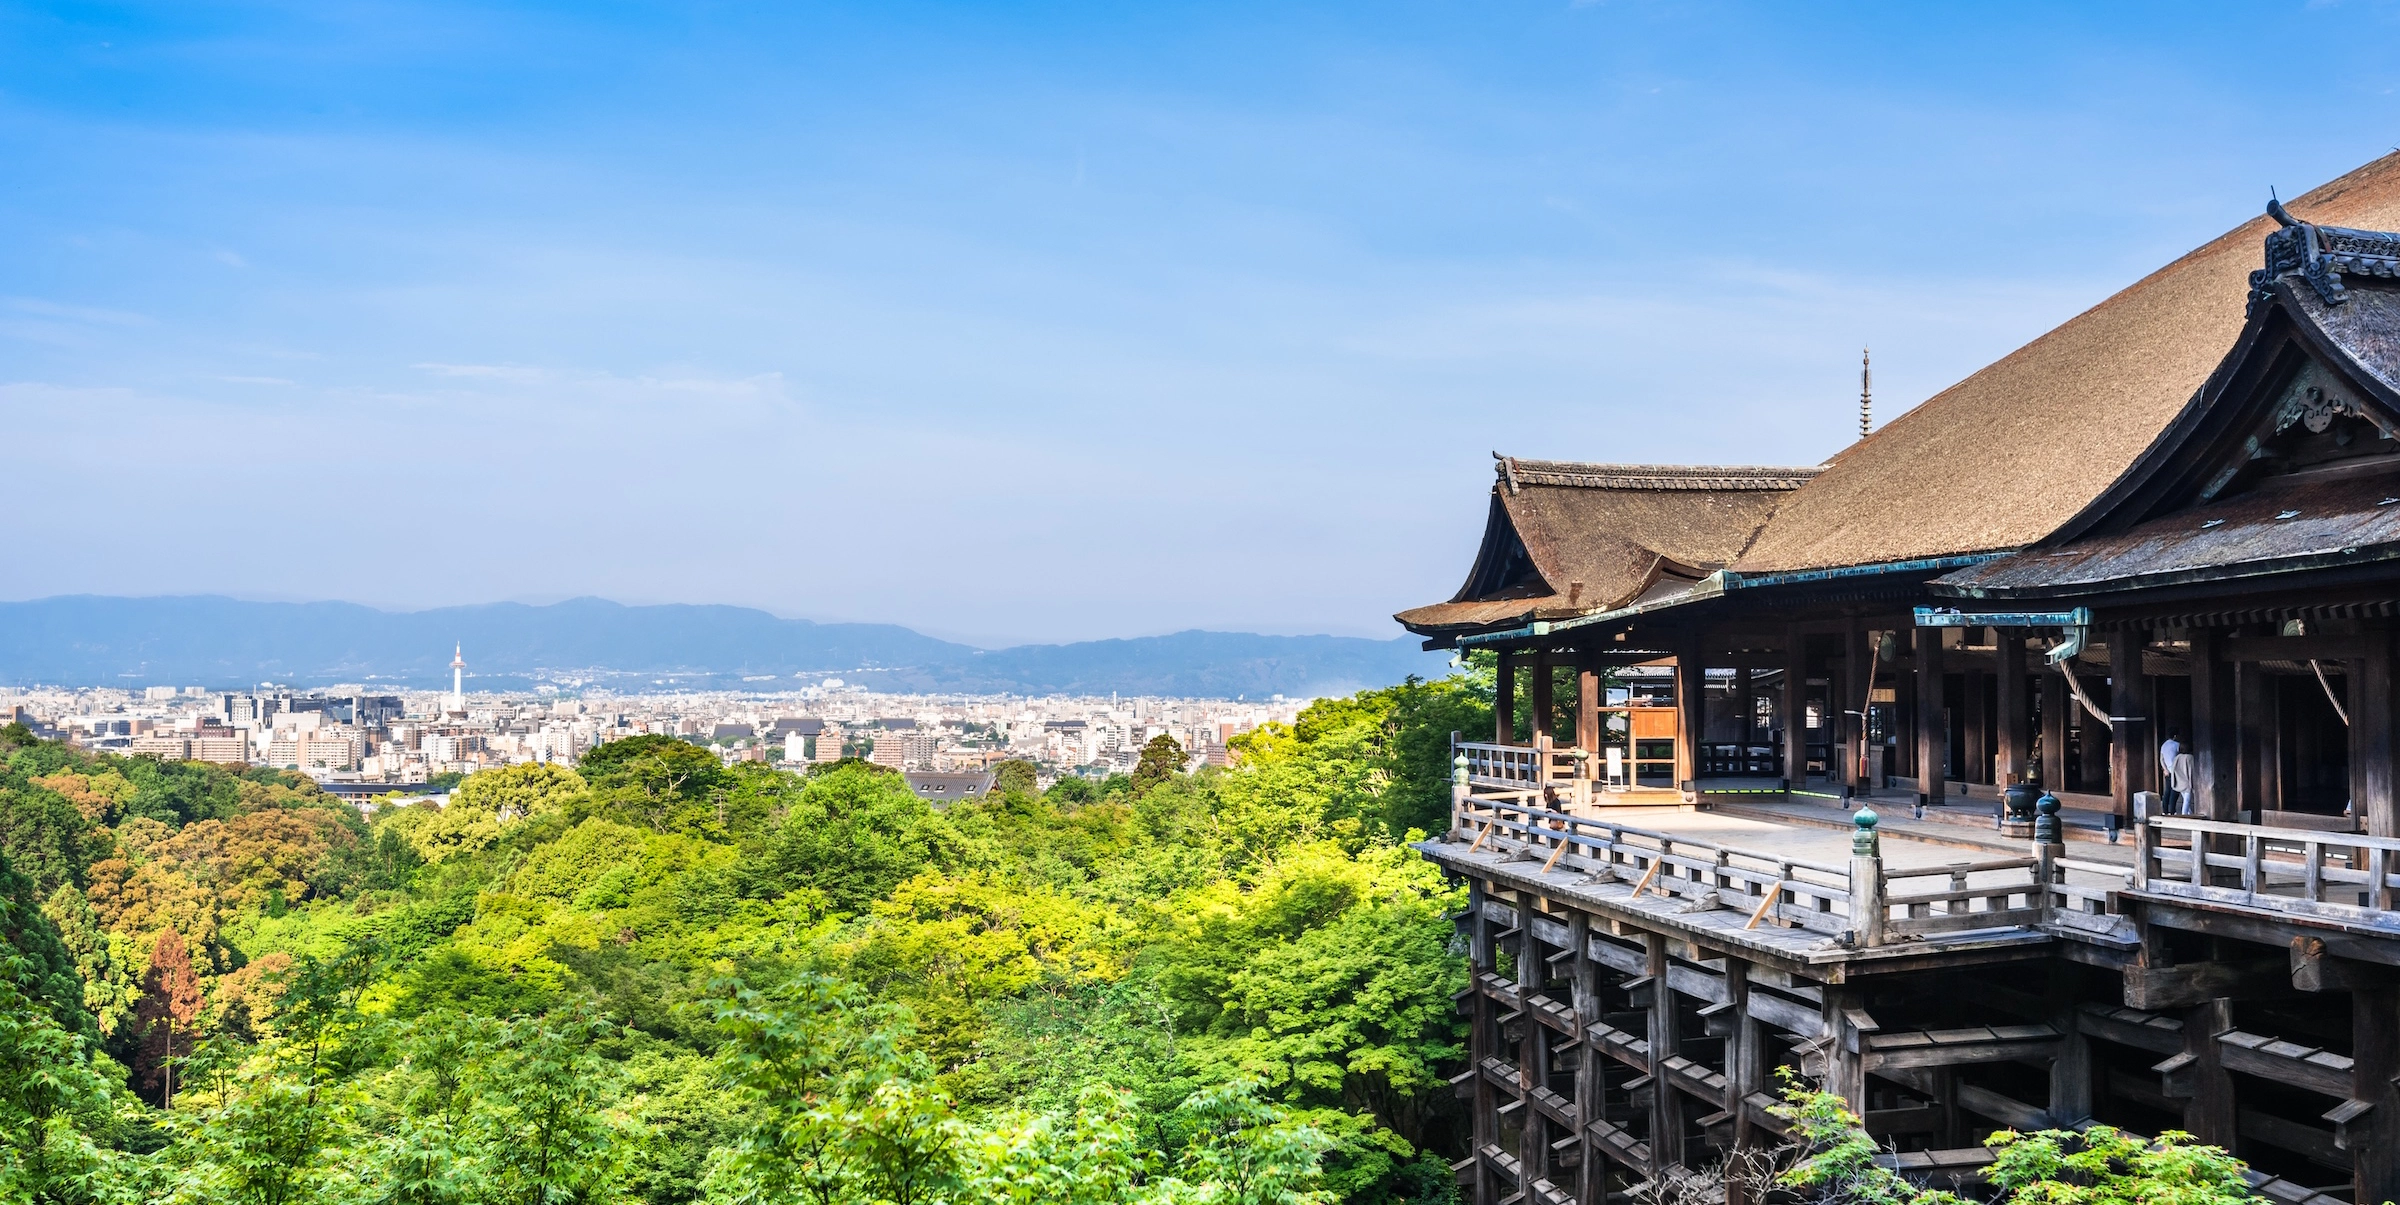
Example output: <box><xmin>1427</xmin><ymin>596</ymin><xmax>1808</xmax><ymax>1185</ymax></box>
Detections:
<box><xmin>2136</xmin><ymin>812</ymin><xmax>2400</xmax><ymax>923</ymax></box>
<box><xmin>1456</xmin><ymin>734</ymin><xmax>1673</xmax><ymax>799</ymax></box>
<box><xmin>1458</xmin><ymin>741</ymin><xmax>1545</xmax><ymax>792</ymax></box>
<box><xmin>1878</xmin><ymin>857</ymin><xmax>2046</xmax><ymax>939</ymax></box>
<box><xmin>1453</xmin><ymin>795</ymin><xmax>1858</xmax><ymax>936</ymax></box>
<box><xmin>1449</xmin><ymin>795</ymin><xmax>2137</xmax><ymax>948</ymax></box>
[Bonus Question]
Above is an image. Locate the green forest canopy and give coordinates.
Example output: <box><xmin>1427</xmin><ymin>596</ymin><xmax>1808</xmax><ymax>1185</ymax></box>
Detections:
<box><xmin>0</xmin><ymin>675</ymin><xmax>1487</xmax><ymax>1204</ymax></box>
<box><xmin>0</xmin><ymin>669</ymin><xmax>2263</xmax><ymax>1205</ymax></box>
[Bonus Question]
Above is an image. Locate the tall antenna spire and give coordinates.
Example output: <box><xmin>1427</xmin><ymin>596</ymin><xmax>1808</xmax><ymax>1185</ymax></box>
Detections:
<box><xmin>1858</xmin><ymin>347</ymin><xmax>1873</xmax><ymax>439</ymax></box>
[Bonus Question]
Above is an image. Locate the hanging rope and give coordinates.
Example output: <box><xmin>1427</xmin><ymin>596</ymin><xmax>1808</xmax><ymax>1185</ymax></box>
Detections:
<box><xmin>2310</xmin><ymin>658</ymin><xmax>2351</xmax><ymax>726</ymax></box>
<box><xmin>2053</xmin><ymin>649</ymin><xmax>2112</xmax><ymax>725</ymax></box>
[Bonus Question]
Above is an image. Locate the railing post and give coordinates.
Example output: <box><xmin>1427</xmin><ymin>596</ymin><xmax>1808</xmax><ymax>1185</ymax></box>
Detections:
<box><xmin>1452</xmin><ymin>751</ymin><xmax>1469</xmax><ymax>838</ymax></box>
<box><xmin>2034</xmin><ymin>792</ymin><xmax>2063</xmax><ymax>921</ymax></box>
<box><xmin>2132</xmin><ymin>792</ymin><xmax>2157</xmax><ymax>891</ymax></box>
<box><xmin>1850</xmin><ymin>807</ymin><xmax>1886</xmax><ymax>947</ymax></box>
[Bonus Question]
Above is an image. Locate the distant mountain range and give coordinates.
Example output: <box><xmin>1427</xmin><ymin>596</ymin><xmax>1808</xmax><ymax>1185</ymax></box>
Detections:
<box><xmin>0</xmin><ymin>596</ymin><xmax>1446</xmax><ymax>699</ymax></box>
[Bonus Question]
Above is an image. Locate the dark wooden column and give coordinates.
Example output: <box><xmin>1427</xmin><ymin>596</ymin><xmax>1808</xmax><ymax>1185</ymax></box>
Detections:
<box><xmin>1576</xmin><ymin>650</ymin><xmax>1601</xmax><ymax>754</ymax></box>
<box><xmin>1915</xmin><ymin>626</ymin><xmax>1947</xmax><ymax>806</ymax></box>
<box><xmin>1645</xmin><ymin>932</ymin><xmax>1684</xmax><ymax>1171</ymax></box>
<box><xmin>2257</xmin><ymin>672</ymin><xmax>2283</xmax><ymax>814</ymax></box>
<box><xmin>1783</xmin><ymin>628</ymin><xmax>1808</xmax><ymax>790</ymax></box>
<box><xmin>2237</xmin><ymin>661</ymin><xmax>2271</xmax><ymax>821</ymax></box>
<box><xmin>1569</xmin><ymin>913</ymin><xmax>1603</xmax><ymax>1205</ymax></box>
<box><xmin>2041</xmin><ymin>668</ymin><xmax>2067</xmax><ymax>791</ymax></box>
<box><xmin>1518</xmin><ymin>913</ymin><xmax>1546</xmax><ymax>1196</ymax></box>
<box><xmin>1845</xmin><ymin>625</ymin><xmax>1871</xmax><ymax>792</ymax></box>
<box><xmin>2190</xmin><ymin>628</ymin><xmax>2239</xmax><ymax>821</ymax></box>
<box><xmin>1531</xmin><ymin>647</ymin><xmax>1555</xmax><ymax>746</ymax></box>
<box><xmin>1997</xmin><ymin>628</ymin><xmax>2029</xmax><ymax>785</ymax></box>
<box><xmin>2178</xmin><ymin>998</ymin><xmax>2237</xmax><ymax>1149</ymax></box>
<box><xmin>1735</xmin><ymin>664</ymin><xmax>1755</xmax><ymax>759</ymax></box>
<box><xmin>1495</xmin><ymin>649</ymin><xmax>1517</xmax><ymax>745</ymax></box>
<box><xmin>2354</xmin><ymin>624</ymin><xmax>2397</xmax><ymax>837</ymax></box>
<box><xmin>1468</xmin><ymin>880</ymin><xmax>1499</xmax><ymax>1203</ymax></box>
<box><xmin>1963</xmin><ymin>665</ymin><xmax>1988</xmax><ymax>785</ymax></box>
<box><xmin>2110</xmin><ymin>632</ymin><xmax>2153</xmax><ymax>821</ymax></box>
<box><xmin>2353</xmin><ymin>982</ymin><xmax>2400</xmax><ymax>1205</ymax></box>
<box><xmin>1821</xmin><ymin>982</ymin><xmax>1868</xmax><ymax>1114</ymax></box>
<box><xmin>1676</xmin><ymin>632</ymin><xmax>1707</xmax><ymax>797</ymax></box>
<box><xmin>2047</xmin><ymin>964</ymin><xmax>2092</xmax><ymax>1126</ymax></box>
<box><xmin>1725</xmin><ymin>957</ymin><xmax>1759</xmax><ymax>1205</ymax></box>
<box><xmin>2086</xmin><ymin>680</ymin><xmax>2112</xmax><ymax>797</ymax></box>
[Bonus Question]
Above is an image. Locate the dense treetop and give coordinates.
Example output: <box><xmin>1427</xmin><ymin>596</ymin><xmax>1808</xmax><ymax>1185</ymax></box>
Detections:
<box><xmin>0</xmin><ymin>677</ymin><xmax>1490</xmax><ymax>1204</ymax></box>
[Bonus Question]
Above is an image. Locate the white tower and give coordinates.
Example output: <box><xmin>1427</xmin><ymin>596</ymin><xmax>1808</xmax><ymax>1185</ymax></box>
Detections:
<box><xmin>450</xmin><ymin>644</ymin><xmax>466</xmax><ymax>713</ymax></box>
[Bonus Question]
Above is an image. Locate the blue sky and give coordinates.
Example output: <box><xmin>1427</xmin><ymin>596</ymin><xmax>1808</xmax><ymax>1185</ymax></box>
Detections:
<box><xmin>7</xmin><ymin>1</ymin><xmax>2400</xmax><ymax>646</ymax></box>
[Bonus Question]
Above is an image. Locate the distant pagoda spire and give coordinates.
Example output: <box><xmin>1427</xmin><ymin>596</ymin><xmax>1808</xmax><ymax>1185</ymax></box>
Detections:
<box><xmin>1859</xmin><ymin>347</ymin><xmax>1873</xmax><ymax>438</ymax></box>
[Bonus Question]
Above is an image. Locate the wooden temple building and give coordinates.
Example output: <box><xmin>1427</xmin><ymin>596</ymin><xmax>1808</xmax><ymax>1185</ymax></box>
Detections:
<box><xmin>1401</xmin><ymin>154</ymin><xmax>2400</xmax><ymax>1204</ymax></box>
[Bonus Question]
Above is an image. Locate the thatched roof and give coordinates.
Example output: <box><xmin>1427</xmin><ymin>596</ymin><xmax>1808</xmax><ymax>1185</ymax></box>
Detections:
<box><xmin>1394</xmin><ymin>457</ymin><xmax>1812</xmax><ymax>638</ymax></box>
<box><xmin>1735</xmin><ymin>151</ymin><xmax>2400</xmax><ymax>572</ymax></box>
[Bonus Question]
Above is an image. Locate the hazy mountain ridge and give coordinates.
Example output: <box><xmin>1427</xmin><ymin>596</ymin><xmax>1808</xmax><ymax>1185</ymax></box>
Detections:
<box><xmin>0</xmin><ymin>596</ymin><xmax>1443</xmax><ymax>698</ymax></box>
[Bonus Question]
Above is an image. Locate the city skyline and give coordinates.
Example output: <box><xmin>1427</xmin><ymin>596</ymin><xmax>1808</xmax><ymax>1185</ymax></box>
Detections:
<box><xmin>12</xmin><ymin>3</ymin><xmax>2400</xmax><ymax>642</ymax></box>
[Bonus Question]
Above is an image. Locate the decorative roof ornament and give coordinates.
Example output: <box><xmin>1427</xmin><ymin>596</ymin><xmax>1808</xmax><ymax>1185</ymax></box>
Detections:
<box><xmin>2250</xmin><ymin>195</ymin><xmax>2400</xmax><ymax>315</ymax></box>
<box><xmin>1859</xmin><ymin>347</ymin><xmax>1872</xmax><ymax>439</ymax></box>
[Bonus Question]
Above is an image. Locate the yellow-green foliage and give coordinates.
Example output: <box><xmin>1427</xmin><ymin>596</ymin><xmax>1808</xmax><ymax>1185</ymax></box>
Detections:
<box><xmin>388</xmin><ymin>763</ymin><xmax>588</xmax><ymax>863</ymax></box>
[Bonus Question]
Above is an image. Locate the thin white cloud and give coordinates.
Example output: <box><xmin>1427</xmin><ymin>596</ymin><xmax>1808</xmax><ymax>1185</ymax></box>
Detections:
<box><xmin>2</xmin><ymin>297</ymin><xmax>152</xmax><ymax>327</ymax></box>
<box><xmin>412</xmin><ymin>361</ymin><xmax>549</xmax><ymax>381</ymax></box>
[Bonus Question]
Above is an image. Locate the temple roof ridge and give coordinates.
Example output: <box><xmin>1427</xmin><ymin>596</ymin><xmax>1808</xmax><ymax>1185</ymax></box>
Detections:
<box><xmin>2252</xmin><ymin>196</ymin><xmax>2400</xmax><ymax>314</ymax></box>
<box><xmin>1492</xmin><ymin>454</ymin><xmax>1823</xmax><ymax>494</ymax></box>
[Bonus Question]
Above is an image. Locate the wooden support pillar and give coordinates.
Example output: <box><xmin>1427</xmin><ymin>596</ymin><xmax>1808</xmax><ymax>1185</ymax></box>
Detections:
<box><xmin>2111</xmin><ymin>632</ymin><xmax>2153</xmax><ymax>822</ymax></box>
<box><xmin>1915</xmin><ymin>626</ymin><xmax>1947</xmax><ymax>806</ymax></box>
<box><xmin>1997</xmin><ymin>628</ymin><xmax>2029</xmax><ymax>785</ymax></box>
<box><xmin>1646</xmin><ymin>932</ymin><xmax>1684</xmax><ymax>1172</ymax></box>
<box><xmin>1519</xmin><ymin>909</ymin><xmax>1546</xmax><ymax>1196</ymax></box>
<box><xmin>2257</xmin><ymin>673</ymin><xmax>2283</xmax><ymax>815</ymax></box>
<box><xmin>1468</xmin><ymin>881</ymin><xmax>1499</xmax><ymax>1204</ymax></box>
<box><xmin>1532</xmin><ymin>648</ymin><xmax>1556</xmax><ymax>747</ymax></box>
<box><xmin>1827</xmin><ymin>645</ymin><xmax>1850</xmax><ymax>791</ymax></box>
<box><xmin>1783</xmin><ymin>628</ymin><xmax>1808</xmax><ymax>790</ymax></box>
<box><xmin>1963</xmin><ymin>665</ymin><xmax>1988</xmax><ymax>785</ymax></box>
<box><xmin>2355</xmin><ymin>624</ymin><xmax>2397</xmax><ymax>838</ymax></box>
<box><xmin>2190</xmin><ymin>628</ymin><xmax>2238</xmax><ymax>821</ymax></box>
<box><xmin>2086</xmin><ymin>680</ymin><xmax>2112</xmax><ymax>798</ymax></box>
<box><xmin>2352</xmin><ymin>982</ymin><xmax>2400</xmax><ymax>1205</ymax></box>
<box><xmin>2177</xmin><ymin>998</ymin><xmax>2237</xmax><ymax>1149</ymax></box>
<box><xmin>1576</xmin><ymin>651</ymin><xmax>1601</xmax><ymax>756</ymax></box>
<box><xmin>1496</xmin><ymin>650</ymin><xmax>1517</xmax><ymax>746</ymax></box>
<box><xmin>1845</xmin><ymin>625</ymin><xmax>1871</xmax><ymax>792</ymax></box>
<box><xmin>1735</xmin><ymin>664</ymin><xmax>1755</xmax><ymax>755</ymax></box>
<box><xmin>1821</xmin><ymin>983</ymin><xmax>1868</xmax><ymax>1115</ymax></box>
<box><xmin>2237</xmin><ymin>661</ymin><xmax>2270</xmax><ymax>822</ymax></box>
<box><xmin>1725</xmin><ymin>958</ymin><xmax>1759</xmax><ymax>1205</ymax></box>
<box><xmin>1676</xmin><ymin>632</ymin><xmax>1706</xmax><ymax>799</ymax></box>
<box><xmin>2041</xmin><ymin>668</ymin><xmax>2067</xmax><ymax>792</ymax></box>
<box><xmin>2047</xmin><ymin>964</ymin><xmax>2092</xmax><ymax>1126</ymax></box>
<box><xmin>1569</xmin><ymin>913</ymin><xmax>1603</xmax><ymax>1205</ymax></box>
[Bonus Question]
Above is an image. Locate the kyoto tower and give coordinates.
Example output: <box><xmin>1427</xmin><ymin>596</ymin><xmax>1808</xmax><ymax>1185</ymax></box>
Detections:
<box><xmin>449</xmin><ymin>643</ymin><xmax>466</xmax><ymax>712</ymax></box>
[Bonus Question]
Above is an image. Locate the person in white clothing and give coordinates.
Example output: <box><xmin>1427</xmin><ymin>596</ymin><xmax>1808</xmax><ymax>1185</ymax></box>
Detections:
<box><xmin>2158</xmin><ymin>730</ymin><xmax>2183</xmax><ymax>812</ymax></box>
